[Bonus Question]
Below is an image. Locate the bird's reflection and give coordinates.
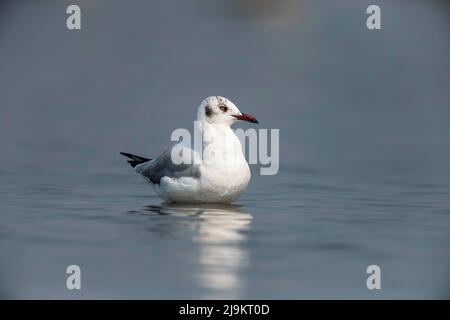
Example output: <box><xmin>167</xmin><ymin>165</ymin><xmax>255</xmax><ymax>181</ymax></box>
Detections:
<box><xmin>136</xmin><ymin>203</ymin><xmax>252</xmax><ymax>299</ymax></box>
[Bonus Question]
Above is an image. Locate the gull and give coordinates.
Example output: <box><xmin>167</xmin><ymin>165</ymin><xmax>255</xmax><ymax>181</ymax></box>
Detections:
<box><xmin>120</xmin><ymin>96</ymin><xmax>258</xmax><ymax>203</ymax></box>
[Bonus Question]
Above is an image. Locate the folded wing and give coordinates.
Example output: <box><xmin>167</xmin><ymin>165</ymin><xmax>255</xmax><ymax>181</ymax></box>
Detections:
<box><xmin>136</xmin><ymin>144</ymin><xmax>201</xmax><ymax>184</ymax></box>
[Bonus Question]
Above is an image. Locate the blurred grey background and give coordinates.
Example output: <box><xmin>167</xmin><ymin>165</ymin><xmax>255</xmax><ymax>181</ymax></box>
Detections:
<box><xmin>0</xmin><ymin>0</ymin><xmax>449</xmax><ymax>299</ymax></box>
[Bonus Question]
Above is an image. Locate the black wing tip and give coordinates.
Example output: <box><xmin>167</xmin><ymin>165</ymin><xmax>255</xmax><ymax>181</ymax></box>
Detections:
<box><xmin>128</xmin><ymin>161</ymin><xmax>139</xmax><ymax>168</ymax></box>
<box><xmin>120</xmin><ymin>152</ymin><xmax>132</xmax><ymax>160</ymax></box>
<box><xmin>120</xmin><ymin>152</ymin><xmax>152</xmax><ymax>168</ymax></box>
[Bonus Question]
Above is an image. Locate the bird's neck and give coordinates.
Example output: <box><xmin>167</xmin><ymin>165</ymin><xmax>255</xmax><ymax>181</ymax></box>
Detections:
<box><xmin>200</xmin><ymin>121</ymin><xmax>244</xmax><ymax>166</ymax></box>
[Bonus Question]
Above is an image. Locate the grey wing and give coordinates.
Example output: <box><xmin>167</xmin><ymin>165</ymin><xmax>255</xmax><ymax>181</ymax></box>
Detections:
<box><xmin>135</xmin><ymin>145</ymin><xmax>200</xmax><ymax>184</ymax></box>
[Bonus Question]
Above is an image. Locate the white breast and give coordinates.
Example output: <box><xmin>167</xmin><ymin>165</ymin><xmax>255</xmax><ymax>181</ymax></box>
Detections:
<box><xmin>197</xmin><ymin>124</ymin><xmax>250</xmax><ymax>202</ymax></box>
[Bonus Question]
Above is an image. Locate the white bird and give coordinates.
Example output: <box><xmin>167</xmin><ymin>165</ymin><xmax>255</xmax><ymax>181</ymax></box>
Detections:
<box><xmin>121</xmin><ymin>96</ymin><xmax>259</xmax><ymax>203</ymax></box>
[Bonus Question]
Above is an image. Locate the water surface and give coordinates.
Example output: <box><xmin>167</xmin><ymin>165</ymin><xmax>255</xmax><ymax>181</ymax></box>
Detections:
<box><xmin>1</xmin><ymin>0</ymin><xmax>450</xmax><ymax>298</ymax></box>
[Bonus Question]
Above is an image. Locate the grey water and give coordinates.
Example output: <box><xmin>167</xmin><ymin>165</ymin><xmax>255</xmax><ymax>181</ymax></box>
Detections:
<box><xmin>1</xmin><ymin>0</ymin><xmax>450</xmax><ymax>299</ymax></box>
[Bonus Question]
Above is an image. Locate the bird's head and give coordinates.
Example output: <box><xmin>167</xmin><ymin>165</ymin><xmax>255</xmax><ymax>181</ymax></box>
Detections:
<box><xmin>197</xmin><ymin>96</ymin><xmax>258</xmax><ymax>126</ymax></box>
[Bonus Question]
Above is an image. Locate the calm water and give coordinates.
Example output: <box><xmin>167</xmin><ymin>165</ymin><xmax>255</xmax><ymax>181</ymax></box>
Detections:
<box><xmin>1</xmin><ymin>0</ymin><xmax>450</xmax><ymax>298</ymax></box>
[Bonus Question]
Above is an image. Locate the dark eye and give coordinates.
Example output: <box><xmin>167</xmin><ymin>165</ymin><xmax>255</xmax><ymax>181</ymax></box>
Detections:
<box><xmin>219</xmin><ymin>104</ymin><xmax>228</xmax><ymax>112</ymax></box>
